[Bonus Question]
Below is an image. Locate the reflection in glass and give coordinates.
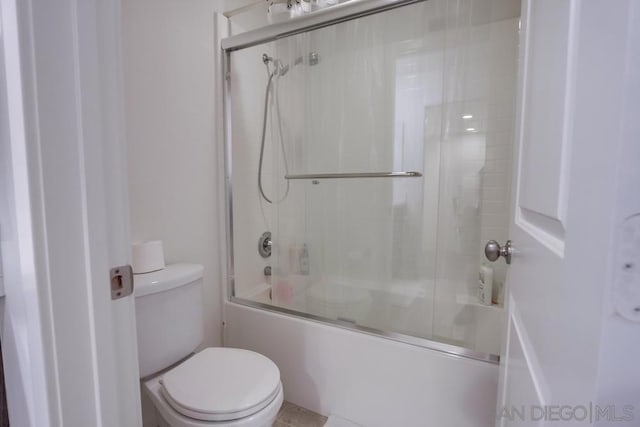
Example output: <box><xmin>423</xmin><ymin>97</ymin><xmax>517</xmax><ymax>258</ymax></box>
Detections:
<box><xmin>229</xmin><ymin>0</ymin><xmax>520</xmax><ymax>356</ymax></box>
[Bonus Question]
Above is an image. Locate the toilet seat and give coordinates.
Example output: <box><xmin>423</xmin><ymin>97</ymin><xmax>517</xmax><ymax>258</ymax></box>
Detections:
<box><xmin>143</xmin><ymin>373</ymin><xmax>283</xmax><ymax>427</ymax></box>
<box><xmin>160</xmin><ymin>348</ymin><xmax>281</xmax><ymax>422</ymax></box>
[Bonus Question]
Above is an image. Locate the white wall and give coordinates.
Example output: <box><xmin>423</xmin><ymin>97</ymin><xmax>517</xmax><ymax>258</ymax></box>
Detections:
<box><xmin>123</xmin><ymin>0</ymin><xmax>224</xmax><ymax>350</ymax></box>
<box><xmin>592</xmin><ymin>0</ymin><xmax>640</xmax><ymax>419</ymax></box>
<box><xmin>226</xmin><ymin>303</ymin><xmax>499</xmax><ymax>427</ymax></box>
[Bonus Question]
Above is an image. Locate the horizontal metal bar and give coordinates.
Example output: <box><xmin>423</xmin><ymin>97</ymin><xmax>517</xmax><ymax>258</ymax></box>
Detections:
<box><xmin>229</xmin><ymin>296</ymin><xmax>500</xmax><ymax>364</ymax></box>
<box><xmin>221</xmin><ymin>0</ymin><xmax>427</xmax><ymax>52</ymax></box>
<box><xmin>285</xmin><ymin>171</ymin><xmax>422</xmax><ymax>180</ymax></box>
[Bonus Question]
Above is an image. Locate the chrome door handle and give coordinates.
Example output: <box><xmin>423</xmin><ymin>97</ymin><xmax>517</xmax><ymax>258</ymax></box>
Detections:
<box><xmin>485</xmin><ymin>240</ymin><xmax>513</xmax><ymax>265</ymax></box>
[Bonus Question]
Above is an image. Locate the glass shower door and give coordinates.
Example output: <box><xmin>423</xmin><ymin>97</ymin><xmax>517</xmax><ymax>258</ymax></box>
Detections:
<box><xmin>227</xmin><ymin>0</ymin><xmax>519</xmax><ymax>358</ymax></box>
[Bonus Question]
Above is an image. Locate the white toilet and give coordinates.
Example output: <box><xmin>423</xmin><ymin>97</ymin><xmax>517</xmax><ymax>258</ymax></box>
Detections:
<box><xmin>134</xmin><ymin>264</ymin><xmax>283</xmax><ymax>427</ymax></box>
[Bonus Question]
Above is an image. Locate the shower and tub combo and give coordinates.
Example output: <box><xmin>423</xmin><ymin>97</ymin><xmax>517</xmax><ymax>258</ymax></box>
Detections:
<box><xmin>221</xmin><ymin>0</ymin><xmax>520</xmax><ymax>423</ymax></box>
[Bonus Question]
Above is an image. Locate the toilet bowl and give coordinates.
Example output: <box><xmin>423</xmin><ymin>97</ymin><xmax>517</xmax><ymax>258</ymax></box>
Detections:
<box><xmin>144</xmin><ymin>348</ymin><xmax>283</xmax><ymax>427</ymax></box>
<box><xmin>134</xmin><ymin>264</ymin><xmax>284</xmax><ymax>427</ymax></box>
<box><xmin>144</xmin><ymin>374</ymin><xmax>283</xmax><ymax>427</ymax></box>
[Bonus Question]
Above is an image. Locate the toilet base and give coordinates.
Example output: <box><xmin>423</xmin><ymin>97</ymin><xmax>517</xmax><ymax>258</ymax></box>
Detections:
<box><xmin>143</xmin><ymin>375</ymin><xmax>283</xmax><ymax>427</ymax></box>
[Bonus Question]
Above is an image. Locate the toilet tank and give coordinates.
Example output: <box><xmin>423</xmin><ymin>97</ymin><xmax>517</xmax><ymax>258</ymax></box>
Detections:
<box><xmin>134</xmin><ymin>263</ymin><xmax>204</xmax><ymax>378</ymax></box>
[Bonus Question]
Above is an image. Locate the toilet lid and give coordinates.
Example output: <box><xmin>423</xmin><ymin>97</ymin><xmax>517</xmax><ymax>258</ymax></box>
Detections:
<box><xmin>160</xmin><ymin>348</ymin><xmax>281</xmax><ymax>422</ymax></box>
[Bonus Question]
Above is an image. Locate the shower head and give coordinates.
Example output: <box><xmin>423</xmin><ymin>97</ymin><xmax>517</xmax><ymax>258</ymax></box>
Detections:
<box><xmin>263</xmin><ymin>53</ymin><xmax>289</xmax><ymax>77</ymax></box>
<box><xmin>262</xmin><ymin>51</ymin><xmax>319</xmax><ymax>76</ymax></box>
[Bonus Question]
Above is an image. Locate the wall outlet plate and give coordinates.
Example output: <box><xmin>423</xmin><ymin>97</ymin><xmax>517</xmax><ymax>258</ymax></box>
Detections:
<box><xmin>613</xmin><ymin>214</ymin><xmax>640</xmax><ymax>321</ymax></box>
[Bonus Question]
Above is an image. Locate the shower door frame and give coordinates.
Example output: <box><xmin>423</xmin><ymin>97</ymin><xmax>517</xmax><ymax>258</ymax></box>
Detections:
<box><xmin>221</xmin><ymin>0</ymin><xmax>500</xmax><ymax>364</ymax></box>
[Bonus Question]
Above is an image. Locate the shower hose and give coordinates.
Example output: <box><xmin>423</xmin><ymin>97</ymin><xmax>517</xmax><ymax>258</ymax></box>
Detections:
<box><xmin>258</xmin><ymin>59</ymin><xmax>290</xmax><ymax>204</ymax></box>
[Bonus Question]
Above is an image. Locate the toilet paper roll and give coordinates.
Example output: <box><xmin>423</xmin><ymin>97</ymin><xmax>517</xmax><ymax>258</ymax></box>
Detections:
<box><xmin>132</xmin><ymin>241</ymin><xmax>165</xmax><ymax>274</ymax></box>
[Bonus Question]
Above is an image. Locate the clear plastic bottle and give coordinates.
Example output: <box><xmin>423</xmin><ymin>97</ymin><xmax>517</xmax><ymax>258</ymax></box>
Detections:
<box><xmin>299</xmin><ymin>244</ymin><xmax>310</xmax><ymax>275</ymax></box>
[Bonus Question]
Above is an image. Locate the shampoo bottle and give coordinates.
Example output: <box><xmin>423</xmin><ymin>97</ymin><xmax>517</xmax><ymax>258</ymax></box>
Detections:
<box><xmin>299</xmin><ymin>244</ymin><xmax>310</xmax><ymax>275</ymax></box>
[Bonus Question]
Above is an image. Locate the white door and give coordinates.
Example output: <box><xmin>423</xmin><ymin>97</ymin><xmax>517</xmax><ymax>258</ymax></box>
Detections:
<box><xmin>497</xmin><ymin>0</ymin><xmax>640</xmax><ymax>425</ymax></box>
<box><xmin>0</xmin><ymin>0</ymin><xmax>142</xmax><ymax>425</ymax></box>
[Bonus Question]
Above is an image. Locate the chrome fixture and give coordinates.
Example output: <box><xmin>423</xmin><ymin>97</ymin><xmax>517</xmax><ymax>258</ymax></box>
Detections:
<box><xmin>258</xmin><ymin>231</ymin><xmax>272</xmax><ymax>258</ymax></box>
<box><xmin>262</xmin><ymin>53</ymin><xmax>289</xmax><ymax>76</ymax></box>
<box><xmin>485</xmin><ymin>240</ymin><xmax>513</xmax><ymax>265</ymax></box>
<box><xmin>285</xmin><ymin>171</ymin><xmax>422</xmax><ymax>180</ymax></box>
<box><xmin>265</xmin><ymin>52</ymin><xmax>317</xmax><ymax>73</ymax></box>
<box><xmin>309</xmin><ymin>51</ymin><xmax>320</xmax><ymax>65</ymax></box>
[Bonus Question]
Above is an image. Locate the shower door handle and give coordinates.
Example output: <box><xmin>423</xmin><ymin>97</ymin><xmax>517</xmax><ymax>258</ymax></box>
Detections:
<box><xmin>485</xmin><ymin>240</ymin><xmax>513</xmax><ymax>265</ymax></box>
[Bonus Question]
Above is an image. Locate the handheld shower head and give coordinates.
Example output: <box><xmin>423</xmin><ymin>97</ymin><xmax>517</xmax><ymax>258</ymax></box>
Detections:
<box><xmin>263</xmin><ymin>53</ymin><xmax>290</xmax><ymax>77</ymax></box>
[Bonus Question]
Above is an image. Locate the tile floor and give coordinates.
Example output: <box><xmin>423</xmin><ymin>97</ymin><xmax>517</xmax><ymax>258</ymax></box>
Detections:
<box><xmin>274</xmin><ymin>401</ymin><xmax>327</xmax><ymax>427</ymax></box>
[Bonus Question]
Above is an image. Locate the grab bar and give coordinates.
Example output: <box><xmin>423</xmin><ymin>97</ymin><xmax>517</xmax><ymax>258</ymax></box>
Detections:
<box><xmin>285</xmin><ymin>171</ymin><xmax>422</xmax><ymax>180</ymax></box>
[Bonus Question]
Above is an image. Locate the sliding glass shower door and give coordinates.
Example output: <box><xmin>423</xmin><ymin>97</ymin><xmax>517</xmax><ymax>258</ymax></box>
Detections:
<box><xmin>226</xmin><ymin>0</ymin><xmax>520</xmax><ymax>359</ymax></box>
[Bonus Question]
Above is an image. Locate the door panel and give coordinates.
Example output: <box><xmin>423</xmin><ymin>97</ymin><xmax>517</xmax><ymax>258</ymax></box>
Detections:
<box><xmin>505</xmin><ymin>0</ymin><xmax>578</xmax><ymax>410</ymax></box>
<box><xmin>502</xmin><ymin>299</ymin><xmax>545</xmax><ymax>426</ymax></box>
<box><xmin>499</xmin><ymin>0</ymin><xmax>577</xmax><ymax>425</ymax></box>
<box><xmin>500</xmin><ymin>234</ymin><xmax>562</xmax><ymax>426</ymax></box>
<box><xmin>517</xmin><ymin>0</ymin><xmax>578</xmax><ymax>252</ymax></box>
<box><xmin>0</xmin><ymin>0</ymin><xmax>142</xmax><ymax>425</ymax></box>
<box><xmin>499</xmin><ymin>0</ymin><xmax>637</xmax><ymax>425</ymax></box>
